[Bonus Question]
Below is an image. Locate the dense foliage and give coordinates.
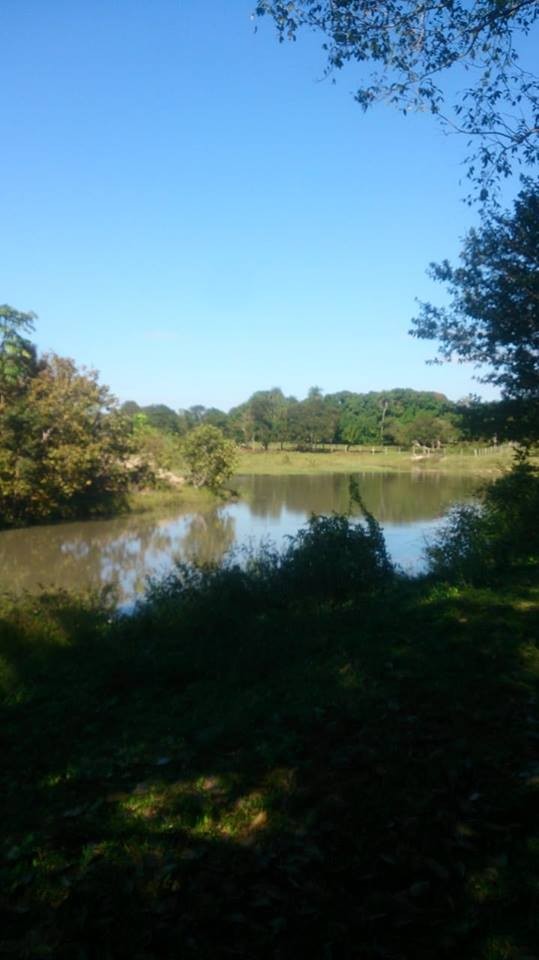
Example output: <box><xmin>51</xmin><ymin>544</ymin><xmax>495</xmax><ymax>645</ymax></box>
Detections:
<box><xmin>427</xmin><ymin>458</ymin><xmax>539</xmax><ymax>581</ymax></box>
<box><xmin>0</xmin><ymin>310</ymin><xmax>133</xmax><ymax>526</ymax></box>
<box><xmin>412</xmin><ymin>183</ymin><xmax>539</xmax><ymax>430</ymax></box>
<box><xmin>255</xmin><ymin>0</ymin><xmax>539</xmax><ymax>197</ymax></box>
<box><xmin>181</xmin><ymin>425</ymin><xmax>238</xmax><ymax>491</ymax></box>
<box><xmin>278</xmin><ymin>482</ymin><xmax>393</xmax><ymax>599</ymax></box>
<box><xmin>122</xmin><ymin>387</ymin><xmax>468</xmax><ymax>449</ymax></box>
<box><xmin>0</xmin><ymin>305</ymin><xmax>37</xmax><ymax>397</ymax></box>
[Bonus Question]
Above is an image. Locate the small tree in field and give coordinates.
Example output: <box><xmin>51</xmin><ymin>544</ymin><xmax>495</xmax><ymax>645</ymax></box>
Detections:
<box><xmin>182</xmin><ymin>425</ymin><xmax>237</xmax><ymax>491</ymax></box>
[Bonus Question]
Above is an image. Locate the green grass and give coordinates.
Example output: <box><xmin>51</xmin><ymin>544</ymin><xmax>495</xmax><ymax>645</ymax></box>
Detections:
<box><xmin>1</xmin><ymin>551</ymin><xmax>538</xmax><ymax>958</ymax></box>
<box><xmin>125</xmin><ymin>484</ymin><xmax>230</xmax><ymax>515</ymax></box>
<box><xmin>236</xmin><ymin>446</ymin><xmax>521</xmax><ymax>476</ymax></box>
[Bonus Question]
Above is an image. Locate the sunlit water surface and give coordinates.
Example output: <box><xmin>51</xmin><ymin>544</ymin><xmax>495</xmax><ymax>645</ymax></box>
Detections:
<box><xmin>0</xmin><ymin>472</ymin><xmax>479</xmax><ymax>606</ymax></box>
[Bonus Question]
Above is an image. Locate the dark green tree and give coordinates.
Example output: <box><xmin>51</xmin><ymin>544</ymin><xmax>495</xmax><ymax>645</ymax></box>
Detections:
<box><xmin>255</xmin><ymin>0</ymin><xmax>539</xmax><ymax>196</ymax></box>
<box><xmin>201</xmin><ymin>407</ymin><xmax>230</xmax><ymax>433</ymax></box>
<box><xmin>411</xmin><ymin>181</ymin><xmax>539</xmax><ymax>438</ymax></box>
<box><xmin>288</xmin><ymin>388</ymin><xmax>338</xmax><ymax>448</ymax></box>
<box><xmin>140</xmin><ymin>404</ymin><xmax>181</xmax><ymax>434</ymax></box>
<box><xmin>120</xmin><ymin>400</ymin><xmax>141</xmax><ymax>417</ymax></box>
<box><xmin>249</xmin><ymin>388</ymin><xmax>289</xmax><ymax>449</ymax></box>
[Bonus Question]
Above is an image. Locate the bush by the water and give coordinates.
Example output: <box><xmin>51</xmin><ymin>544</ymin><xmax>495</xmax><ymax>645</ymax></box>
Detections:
<box><xmin>141</xmin><ymin>481</ymin><xmax>391</xmax><ymax>620</ymax></box>
<box><xmin>427</xmin><ymin>458</ymin><xmax>539</xmax><ymax>582</ymax></box>
<box><xmin>1</xmin><ymin>481</ymin><xmax>537</xmax><ymax>959</ymax></box>
<box><xmin>181</xmin><ymin>424</ymin><xmax>237</xmax><ymax>491</ymax></box>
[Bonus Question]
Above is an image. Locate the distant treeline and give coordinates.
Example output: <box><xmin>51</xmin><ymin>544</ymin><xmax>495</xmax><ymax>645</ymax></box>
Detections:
<box><xmin>0</xmin><ymin>301</ymin><xmax>523</xmax><ymax>529</ymax></box>
<box><xmin>122</xmin><ymin>387</ymin><xmax>498</xmax><ymax>449</ymax></box>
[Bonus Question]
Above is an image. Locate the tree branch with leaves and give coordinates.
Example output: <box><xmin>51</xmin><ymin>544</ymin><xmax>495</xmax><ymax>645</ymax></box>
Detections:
<box><xmin>255</xmin><ymin>0</ymin><xmax>539</xmax><ymax>198</ymax></box>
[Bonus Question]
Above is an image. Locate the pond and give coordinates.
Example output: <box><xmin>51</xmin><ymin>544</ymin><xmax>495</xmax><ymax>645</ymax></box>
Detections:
<box><xmin>0</xmin><ymin>472</ymin><xmax>479</xmax><ymax>605</ymax></box>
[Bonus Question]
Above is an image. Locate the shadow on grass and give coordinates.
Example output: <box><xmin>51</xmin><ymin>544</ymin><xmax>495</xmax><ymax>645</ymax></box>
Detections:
<box><xmin>1</xmin><ymin>572</ymin><xmax>538</xmax><ymax>959</ymax></box>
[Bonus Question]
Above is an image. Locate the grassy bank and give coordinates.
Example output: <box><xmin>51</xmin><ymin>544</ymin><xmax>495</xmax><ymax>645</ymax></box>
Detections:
<box><xmin>126</xmin><ymin>485</ymin><xmax>227</xmax><ymax>516</ymax></box>
<box><xmin>1</xmin><ymin>521</ymin><xmax>538</xmax><ymax>958</ymax></box>
<box><xmin>236</xmin><ymin>446</ymin><xmax>521</xmax><ymax>476</ymax></box>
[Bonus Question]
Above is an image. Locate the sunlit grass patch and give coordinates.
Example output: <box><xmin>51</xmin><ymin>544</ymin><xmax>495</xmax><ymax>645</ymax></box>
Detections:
<box><xmin>236</xmin><ymin>446</ymin><xmax>519</xmax><ymax>477</ymax></box>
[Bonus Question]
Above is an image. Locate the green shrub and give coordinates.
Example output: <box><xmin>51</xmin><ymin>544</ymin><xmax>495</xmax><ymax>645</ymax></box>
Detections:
<box><xmin>281</xmin><ymin>510</ymin><xmax>393</xmax><ymax>602</ymax></box>
<box><xmin>141</xmin><ymin>482</ymin><xmax>392</xmax><ymax>626</ymax></box>
<box><xmin>182</xmin><ymin>425</ymin><xmax>237</xmax><ymax>491</ymax></box>
<box><xmin>427</xmin><ymin>459</ymin><xmax>539</xmax><ymax>582</ymax></box>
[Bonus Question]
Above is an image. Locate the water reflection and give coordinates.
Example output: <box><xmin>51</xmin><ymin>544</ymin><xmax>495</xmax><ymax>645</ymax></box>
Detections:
<box><xmin>0</xmin><ymin>507</ymin><xmax>236</xmax><ymax>605</ymax></box>
<box><xmin>236</xmin><ymin>472</ymin><xmax>478</xmax><ymax>523</ymax></box>
<box><xmin>0</xmin><ymin>472</ymin><xmax>478</xmax><ymax>603</ymax></box>
<box><xmin>181</xmin><ymin>511</ymin><xmax>236</xmax><ymax>566</ymax></box>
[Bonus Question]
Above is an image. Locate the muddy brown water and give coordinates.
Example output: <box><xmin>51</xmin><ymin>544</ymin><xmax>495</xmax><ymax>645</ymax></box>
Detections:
<box><xmin>0</xmin><ymin>472</ymin><xmax>479</xmax><ymax>606</ymax></box>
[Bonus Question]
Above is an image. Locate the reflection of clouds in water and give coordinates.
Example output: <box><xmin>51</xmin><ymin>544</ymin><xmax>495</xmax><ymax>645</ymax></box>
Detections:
<box><xmin>226</xmin><ymin>503</ymin><xmax>448</xmax><ymax>577</ymax></box>
<box><xmin>61</xmin><ymin>540</ymin><xmax>91</xmax><ymax>559</ymax></box>
<box><xmin>0</xmin><ymin>475</ymin><xmax>476</xmax><ymax>605</ymax></box>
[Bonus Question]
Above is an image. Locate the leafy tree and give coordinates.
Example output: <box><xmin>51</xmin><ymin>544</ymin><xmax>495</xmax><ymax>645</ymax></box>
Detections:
<box><xmin>288</xmin><ymin>388</ymin><xmax>338</xmax><ymax>447</ymax></box>
<box><xmin>139</xmin><ymin>404</ymin><xmax>181</xmax><ymax>434</ymax></box>
<box><xmin>339</xmin><ymin>411</ymin><xmax>376</xmax><ymax>447</ymax></box>
<box><xmin>427</xmin><ymin>459</ymin><xmax>539</xmax><ymax>581</ymax></box>
<box><xmin>227</xmin><ymin>401</ymin><xmax>256</xmax><ymax>446</ymax></box>
<box><xmin>272</xmin><ymin>393</ymin><xmax>293</xmax><ymax>449</ymax></box>
<box><xmin>245</xmin><ymin>390</ymin><xmax>276</xmax><ymax>449</ymax></box>
<box><xmin>177</xmin><ymin>405</ymin><xmax>229</xmax><ymax>436</ymax></box>
<box><xmin>330</xmin><ymin>388</ymin><xmax>458</xmax><ymax>446</ymax></box>
<box><xmin>411</xmin><ymin>181</ymin><xmax>539</xmax><ymax>437</ymax></box>
<box><xmin>228</xmin><ymin>389</ymin><xmax>290</xmax><ymax>448</ymax></box>
<box><xmin>250</xmin><ymin>388</ymin><xmax>290</xmax><ymax>449</ymax></box>
<box><xmin>130</xmin><ymin>414</ymin><xmax>182</xmax><ymax>476</ymax></box>
<box><xmin>182</xmin><ymin>425</ymin><xmax>238</xmax><ymax>491</ymax></box>
<box><xmin>0</xmin><ymin>353</ymin><xmax>132</xmax><ymax>524</ymax></box>
<box><xmin>201</xmin><ymin>407</ymin><xmax>230</xmax><ymax>433</ymax></box>
<box><xmin>120</xmin><ymin>400</ymin><xmax>141</xmax><ymax>417</ymax></box>
<box><xmin>185</xmin><ymin>405</ymin><xmax>208</xmax><ymax>428</ymax></box>
<box><xmin>457</xmin><ymin>396</ymin><xmax>536</xmax><ymax>443</ymax></box>
<box><xmin>388</xmin><ymin>412</ymin><xmax>457</xmax><ymax>447</ymax></box>
<box><xmin>255</xmin><ymin>0</ymin><xmax>539</xmax><ymax>196</ymax></box>
<box><xmin>0</xmin><ymin>305</ymin><xmax>37</xmax><ymax>402</ymax></box>
<box><xmin>332</xmin><ymin>392</ymin><xmax>379</xmax><ymax>446</ymax></box>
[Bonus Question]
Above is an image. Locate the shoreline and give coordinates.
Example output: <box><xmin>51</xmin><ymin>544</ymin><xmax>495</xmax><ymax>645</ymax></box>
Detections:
<box><xmin>0</xmin><ymin>448</ymin><xmax>529</xmax><ymax>533</ymax></box>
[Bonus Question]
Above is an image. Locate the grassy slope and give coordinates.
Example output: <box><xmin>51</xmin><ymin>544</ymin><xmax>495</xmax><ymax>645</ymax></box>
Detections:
<box><xmin>236</xmin><ymin>448</ymin><xmax>520</xmax><ymax>476</ymax></box>
<box><xmin>1</xmin><ymin>569</ymin><xmax>538</xmax><ymax>959</ymax></box>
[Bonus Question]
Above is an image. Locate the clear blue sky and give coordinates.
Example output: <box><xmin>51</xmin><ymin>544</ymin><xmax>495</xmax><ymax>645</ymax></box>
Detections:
<box><xmin>1</xmin><ymin>0</ymin><xmax>529</xmax><ymax>410</ymax></box>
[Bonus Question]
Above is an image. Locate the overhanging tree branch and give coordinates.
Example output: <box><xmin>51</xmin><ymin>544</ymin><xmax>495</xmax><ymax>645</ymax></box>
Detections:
<box><xmin>255</xmin><ymin>0</ymin><xmax>539</xmax><ymax>197</ymax></box>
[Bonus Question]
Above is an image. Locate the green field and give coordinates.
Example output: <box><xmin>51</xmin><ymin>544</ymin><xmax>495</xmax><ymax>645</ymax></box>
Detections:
<box><xmin>236</xmin><ymin>445</ymin><xmax>519</xmax><ymax>476</ymax></box>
